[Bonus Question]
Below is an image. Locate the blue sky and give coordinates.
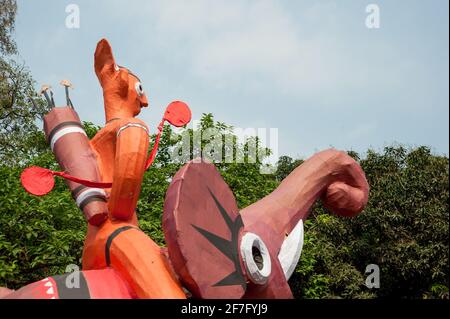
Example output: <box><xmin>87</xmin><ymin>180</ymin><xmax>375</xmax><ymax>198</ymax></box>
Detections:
<box><xmin>14</xmin><ymin>0</ymin><xmax>449</xmax><ymax>159</ymax></box>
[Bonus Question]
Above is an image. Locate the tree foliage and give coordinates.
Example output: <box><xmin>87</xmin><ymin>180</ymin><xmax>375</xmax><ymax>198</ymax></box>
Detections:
<box><xmin>274</xmin><ymin>155</ymin><xmax>303</xmax><ymax>182</ymax></box>
<box><xmin>0</xmin><ymin>2</ymin><xmax>448</xmax><ymax>298</ymax></box>
<box><xmin>0</xmin><ymin>114</ymin><xmax>448</xmax><ymax>299</ymax></box>
<box><xmin>289</xmin><ymin>146</ymin><xmax>449</xmax><ymax>299</ymax></box>
<box><xmin>0</xmin><ymin>141</ymin><xmax>85</xmax><ymax>287</ymax></box>
<box><xmin>0</xmin><ymin>0</ymin><xmax>17</xmax><ymax>56</ymax></box>
<box><xmin>0</xmin><ymin>0</ymin><xmax>48</xmax><ymax>167</ymax></box>
<box><xmin>0</xmin><ymin>60</ymin><xmax>49</xmax><ymax>166</ymax></box>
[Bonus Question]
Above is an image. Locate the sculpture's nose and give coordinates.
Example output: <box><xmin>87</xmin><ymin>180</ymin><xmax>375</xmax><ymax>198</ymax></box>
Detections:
<box><xmin>140</xmin><ymin>94</ymin><xmax>149</xmax><ymax>108</ymax></box>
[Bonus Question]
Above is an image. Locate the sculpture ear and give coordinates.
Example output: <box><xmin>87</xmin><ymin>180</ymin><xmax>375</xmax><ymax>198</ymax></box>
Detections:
<box><xmin>94</xmin><ymin>39</ymin><xmax>116</xmax><ymax>79</ymax></box>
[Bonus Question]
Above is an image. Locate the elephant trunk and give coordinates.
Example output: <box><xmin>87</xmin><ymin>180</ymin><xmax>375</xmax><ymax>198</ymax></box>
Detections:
<box><xmin>240</xmin><ymin>148</ymin><xmax>369</xmax><ymax>243</ymax></box>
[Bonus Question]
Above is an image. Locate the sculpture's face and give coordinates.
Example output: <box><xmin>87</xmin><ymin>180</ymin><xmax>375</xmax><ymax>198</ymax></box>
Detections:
<box><xmin>163</xmin><ymin>161</ymin><xmax>302</xmax><ymax>298</ymax></box>
<box><xmin>94</xmin><ymin>39</ymin><xmax>148</xmax><ymax>118</ymax></box>
<box><xmin>120</xmin><ymin>69</ymin><xmax>149</xmax><ymax>115</ymax></box>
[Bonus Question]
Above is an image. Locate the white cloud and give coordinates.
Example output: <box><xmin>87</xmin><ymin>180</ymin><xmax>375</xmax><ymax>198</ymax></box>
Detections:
<box><xmin>110</xmin><ymin>0</ymin><xmax>408</xmax><ymax>104</ymax></box>
<box><xmin>102</xmin><ymin>1</ymin><xmax>316</xmax><ymax>92</ymax></box>
<box><xmin>16</xmin><ymin>0</ymin><xmax>448</xmax><ymax>157</ymax></box>
<box><xmin>145</xmin><ymin>1</ymin><xmax>311</xmax><ymax>93</ymax></box>
<box><xmin>345</xmin><ymin>122</ymin><xmax>377</xmax><ymax>141</ymax></box>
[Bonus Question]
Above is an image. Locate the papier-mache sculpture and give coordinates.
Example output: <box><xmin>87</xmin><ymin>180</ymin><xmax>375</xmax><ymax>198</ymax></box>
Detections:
<box><xmin>1</xmin><ymin>39</ymin><xmax>369</xmax><ymax>299</ymax></box>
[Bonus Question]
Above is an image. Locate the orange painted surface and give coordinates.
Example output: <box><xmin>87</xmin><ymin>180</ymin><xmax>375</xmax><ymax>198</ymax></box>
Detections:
<box><xmin>82</xmin><ymin>219</ymin><xmax>185</xmax><ymax>299</ymax></box>
<box><xmin>81</xmin><ymin>39</ymin><xmax>185</xmax><ymax>299</ymax></box>
<box><xmin>90</xmin><ymin>117</ymin><xmax>149</xmax><ymax>222</ymax></box>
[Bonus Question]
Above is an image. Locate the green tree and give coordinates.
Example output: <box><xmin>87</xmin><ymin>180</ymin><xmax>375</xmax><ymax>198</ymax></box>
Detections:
<box><xmin>0</xmin><ymin>110</ymin><xmax>448</xmax><ymax>299</ymax></box>
<box><xmin>275</xmin><ymin>155</ymin><xmax>303</xmax><ymax>182</ymax></box>
<box><xmin>0</xmin><ymin>0</ymin><xmax>17</xmax><ymax>55</ymax></box>
<box><xmin>289</xmin><ymin>146</ymin><xmax>449</xmax><ymax>299</ymax></box>
<box><xmin>0</xmin><ymin>140</ymin><xmax>85</xmax><ymax>287</ymax></box>
<box><xmin>138</xmin><ymin>113</ymin><xmax>279</xmax><ymax>244</ymax></box>
<box><xmin>0</xmin><ymin>0</ymin><xmax>48</xmax><ymax>167</ymax></box>
<box><xmin>0</xmin><ymin>1</ymin><xmax>448</xmax><ymax>298</ymax></box>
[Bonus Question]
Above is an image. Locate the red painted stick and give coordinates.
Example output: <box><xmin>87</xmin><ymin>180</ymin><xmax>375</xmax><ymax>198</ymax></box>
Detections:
<box><xmin>21</xmin><ymin>101</ymin><xmax>192</xmax><ymax>195</ymax></box>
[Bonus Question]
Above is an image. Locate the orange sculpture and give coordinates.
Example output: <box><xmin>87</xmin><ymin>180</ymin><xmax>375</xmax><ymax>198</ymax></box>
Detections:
<box><xmin>2</xmin><ymin>39</ymin><xmax>369</xmax><ymax>299</ymax></box>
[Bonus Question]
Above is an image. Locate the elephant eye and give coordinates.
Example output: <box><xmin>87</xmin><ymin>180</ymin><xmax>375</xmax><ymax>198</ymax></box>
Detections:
<box><xmin>240</xmin><ymin>232</ymin><xmax>272</xmax><ymax>284</ymax></box>
<box><xmin>135</xmin><ymin>82</ymin><xmax>144</xmax><ymax>96</ymax></box>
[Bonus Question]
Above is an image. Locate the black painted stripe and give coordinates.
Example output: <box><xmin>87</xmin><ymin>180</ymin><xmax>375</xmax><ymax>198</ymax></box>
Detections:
<box><xmin>105</xmin><ymin>226</ymin><xmax>136</xmax><ymax>267</ymax></box>
<box><xmin>47</xmin><ymin>121</ymin><xmax>83</xmax><ymax>143</ymax></box>
<box><xmin>52</xmin><ymin>272</ymin><xmax>90</xmax><ymax>299</ymax></box>
<box><xmin>71</xmin><ymin>185</ymin><xmax>87</xmax><ymax>199</ymax></box>
<box><xmin>79</xmin><ymin>194</ymin><xmax>107</xmax><ymax>211</ymax></box>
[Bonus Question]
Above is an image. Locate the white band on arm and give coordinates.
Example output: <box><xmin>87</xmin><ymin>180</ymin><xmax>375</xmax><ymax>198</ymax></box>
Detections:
<box><xmin>50</xmin><ymin>126</ymin><xmax>87</xmax><ymax>151</ymax></box>
<box><xmin>116</xmin><ymin>123</ymin><xmax>148</xmax><ymax>137</ymax></box>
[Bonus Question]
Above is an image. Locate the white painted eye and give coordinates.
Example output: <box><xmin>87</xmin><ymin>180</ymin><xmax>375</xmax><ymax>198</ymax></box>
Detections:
<box><xmin>240</xmin><ymin>232</ymin><xmax>271</xmax><ymax>285</ymax></box>
<box><xmin>135</xmin><ymin>82</ymin><xmax>144</xmax><ymax>96</ymax></box>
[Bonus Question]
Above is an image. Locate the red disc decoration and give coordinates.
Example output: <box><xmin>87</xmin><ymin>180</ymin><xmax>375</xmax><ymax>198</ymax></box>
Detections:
<box><xmin>164</xmin><ymin>101</ymin><xmax>191</xmax><ymax>127</ymax></box>
<box><xmin>21</xmin><ymin>166</ymin><xmax>55</xmax><ymax>196</ymax></box>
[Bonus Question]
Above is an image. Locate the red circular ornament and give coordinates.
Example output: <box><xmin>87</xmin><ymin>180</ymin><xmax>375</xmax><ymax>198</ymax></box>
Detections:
<box><xmin>164</xmin><ymin>101</ymin><xmax>191</xmax><ymax>127</ymax></box>
<box><xmin>20</xmin><ymin>166</ymin><xmax>55</xmax><ymax>196</ymax></box>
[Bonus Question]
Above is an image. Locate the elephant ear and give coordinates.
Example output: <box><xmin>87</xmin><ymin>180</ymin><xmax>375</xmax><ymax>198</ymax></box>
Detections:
<box><xmin>163</xmin><ymin>159</ymin><xmax>247</xmax><ymax>299</ymax></box>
